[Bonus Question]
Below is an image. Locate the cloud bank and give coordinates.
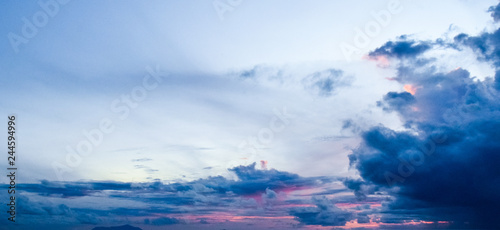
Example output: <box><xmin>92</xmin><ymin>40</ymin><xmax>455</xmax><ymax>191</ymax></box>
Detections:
<box><xmin>348</xmin><ymin>2</ymin><xmax>500</xmax><ymax>228</ymax></box>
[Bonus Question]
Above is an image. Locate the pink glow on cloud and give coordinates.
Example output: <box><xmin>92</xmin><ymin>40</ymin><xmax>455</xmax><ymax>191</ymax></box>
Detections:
<box><xmin>229</xmin><ymin>215</ymin><xmax>295</xmax><ymax>221</ymax></box>
<box><xmin>334</xmin><ymin>219</ymin><xmax>451</xmax><ymax>230</ymax></box>
<box><xmin>156</xmin><ymin>211</ymin><xmax>451</xmax><ymax>229</ymax></box>
<box><xmin>364</xmin><ymin>54</ymin><xmax>390</xmax><ymax>68</ymax></box>
<box><xmin>260</xmin><ymin>160</ymin><xmax>268</xmax><ymax>170</ymax></box>
<box><xmin>344</xmin><ymin>220</ymin><xmax>381</xmax><ymax>229</ymax></box>
<box><xmin>277</xmin><ymin>186</ymin><xmax>313</xmax><ymax>195</ymax></box>
<box><xmin>335</xmin><ymin>203</ymin><xmax>362</xmax><ymax>209</ymax></box>
<box><xmin>304</xmin><ymin>225</ymin><xmax>338</xmax><ymax>229</ymax></box>
<box><xmin>304</xmin><ymin>220</ymin><xmax>381</xmax><ymax>229</ymax></box>
<box><xmin>378</xmin><ymin>220</ymin><xmax>452</xmax><ymax>227</ymax></box>
<box><xmin>404</xmin><ymin>84</ymin><xmax>421</xmax><ymax>95</ymax></box>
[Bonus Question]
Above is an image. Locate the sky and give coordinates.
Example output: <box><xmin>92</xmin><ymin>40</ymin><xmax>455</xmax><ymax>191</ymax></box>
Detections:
<box><xmin>1</xmin><ymin>0</ymin><xmax>500</xmax><ymax>229</ymax></box>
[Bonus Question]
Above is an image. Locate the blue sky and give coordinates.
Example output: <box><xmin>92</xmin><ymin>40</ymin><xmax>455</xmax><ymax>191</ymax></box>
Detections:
<box><xmin>1</xmin><ymin>0</ymin><xmax>500</xmax><ymax>229</ymax></box>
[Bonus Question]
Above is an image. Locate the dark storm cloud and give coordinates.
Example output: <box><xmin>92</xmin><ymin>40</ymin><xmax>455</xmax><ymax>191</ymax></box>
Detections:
<box><xmin>453</xmin><ymin>3</ymin><xmax>500</xmax><ymax>68</ymax></box>
<box><xmin>342</xmin><ymin>178</ymin><xmax>378</xmax><ymax>200</ymax></box>
<box><xmin>377</xmin><ymin>91</ymin><xmax>415</xmax><ymax>112</ymax></box>
<box><xmin>368</xmin><ymin>40</ymin><xmax>432</xmax><ymax>59</ymax></box>
<box><xmin>489</xmin><ymin>3</ymin><xmax>500</xmax><ymax>22</ymax></box>
<box><xmin>454</xmin><ymin>31</ymin><xmax>500</xmax><ymax>66</ymax></box>
<box><xmin>347</xmin><ymin>4</ymin><xmax>500</xmax><ymax>228</ymax></box>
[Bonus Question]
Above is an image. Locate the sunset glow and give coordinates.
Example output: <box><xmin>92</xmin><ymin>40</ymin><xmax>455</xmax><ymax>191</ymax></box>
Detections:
<box><xmin>404</xmin><ymin>84</ymin><xmax>420</xmax><ymax>95</ymax></box>
<box><xmin>2</xmin><ymin>1</ymin><xmax>499</xmax><ymax>229</ymax></box>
